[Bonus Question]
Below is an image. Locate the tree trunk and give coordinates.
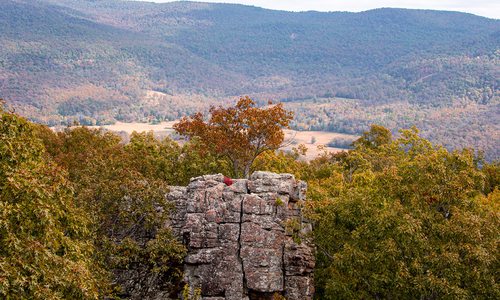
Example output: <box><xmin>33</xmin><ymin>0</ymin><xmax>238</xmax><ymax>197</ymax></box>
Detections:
<box><xmin>243</xmin><ymin>164</ymin><xmax>251</xmax><ymax>179</ymax></box>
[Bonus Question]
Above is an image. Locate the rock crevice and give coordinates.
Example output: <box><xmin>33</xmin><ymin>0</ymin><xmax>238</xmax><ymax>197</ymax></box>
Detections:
<box><xmin>168</xmin><ymin>172</ymin><xmax>315</xmax><ymax>300</ymax></box>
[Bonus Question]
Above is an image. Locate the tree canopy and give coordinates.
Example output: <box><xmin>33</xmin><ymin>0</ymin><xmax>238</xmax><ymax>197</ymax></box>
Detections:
<box><xmin>36</xmin><ymin>126</ymin><xmax>188</xmax><ymax>298</ymax></box>
<box><xmin>1</xmin><ymin>98</ymin><xmax>498</xmax><ymax>299</ymax></box>
<box><xmin>0</xmin><ymin>106</ymin><xmax>102</xmax><ymax>299</ymax></box>
<box><xmin>297</xmin><ymin>126</ymin><xmax>500</xmax><ymax>299</ymax></box>
<box><xmin>174</xmin><ymin>96</ymin><xmax>293</xmax><ymax>178</ymax></box>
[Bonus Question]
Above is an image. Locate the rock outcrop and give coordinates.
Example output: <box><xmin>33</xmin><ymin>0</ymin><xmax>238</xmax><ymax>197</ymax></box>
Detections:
<box><xmin>167</xmin><ymin>172</ymin><xmax>315</xmax><ymax>300</ymax></box>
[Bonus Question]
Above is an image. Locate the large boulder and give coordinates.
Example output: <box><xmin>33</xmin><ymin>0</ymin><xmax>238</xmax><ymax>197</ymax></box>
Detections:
<box><xmin>168</xmin><ymin>172</ymin><xmax>315</xmax><ymax>300</ymax></box>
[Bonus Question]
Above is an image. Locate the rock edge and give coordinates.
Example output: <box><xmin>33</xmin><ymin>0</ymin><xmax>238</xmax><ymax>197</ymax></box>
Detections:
<box><xmin>167</xmin><ymin>172</ymin><xmax>315</xmax><ymax>300</ymax></box>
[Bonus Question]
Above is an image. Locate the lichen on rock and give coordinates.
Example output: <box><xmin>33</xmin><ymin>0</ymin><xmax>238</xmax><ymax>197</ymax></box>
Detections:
<box><xmin>168</xmin><ymin>172</ymin><xmax>315</xmax><ymax>300</ymax></box>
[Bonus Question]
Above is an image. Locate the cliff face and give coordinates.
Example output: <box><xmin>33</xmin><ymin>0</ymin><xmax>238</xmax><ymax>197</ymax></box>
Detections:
<box><xmin>168</xmin><ymin>172</ymin><xmax>315</xmax><ymax>300</ymax></box>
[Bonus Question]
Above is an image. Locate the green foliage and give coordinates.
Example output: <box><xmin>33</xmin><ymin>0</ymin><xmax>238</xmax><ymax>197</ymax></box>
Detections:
<box><xmin>272</xmin><ymin>292</ymin><xmax>287</xmax><ymax>300</ymax></box>
<box><xmin>285</xmin><ymin>218</ymin><xmax>303</xmax><ymax>244</ymax></box>
<box><xmin>254</xmin><ymin>125</ymin><xmax>499</xmax><ymax>298</ymax></box>
<box><xmin>353</xmin><ymin>124</ymin><xmax>392</xmax><ymax>149</ymax></box>
<box><xmin>110</xmin><ymin>228</ymin><xmax>186</xmax><ymax>287</ymax></box>
<box><xmin>125</xmin><ymin>131</ymin><xmax>230</xmax><ymax>186</ymax></box>
<box><xmin>182</xmin><ymin>283</ymin><xmax>201</xmax><ymax>300</ymax></box>
<box><xmin>483</xmin><ymin>160</ymin><xmax>500</xmax><ymax>194</ymax></box>
<box><xmin>307</xmin><ymin>126</ymin><xmax>499</xmax><ymax>299</ymax></box>
<box><xmin>3</xmin><ymin>94</ymin><xmax>499</xmax><ymax>299</ymax></box>
<box><xmin>254</xmin><ymin>147</ymin><xmax>308</xmax><ymax>177</ymax></box>
<box><xmin>36</xmin><ymin>126</ymin><xmax>188</xmax><ymax>297</ymax></box>
<box><xmin>0</xmin><ymin>107</ymin><xmax>103</xmax><ymax>299</ymax></box>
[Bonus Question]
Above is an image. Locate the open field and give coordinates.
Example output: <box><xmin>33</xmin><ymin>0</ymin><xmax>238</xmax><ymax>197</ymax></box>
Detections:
<box><xmin>89</xmin><ymin>121</ymin><xmax>177</xmax><ymax>136</ymax></box>
<box><xmin>85</xmin><ymin>122</ymin><xmax>358</xmax><ymax>160</ymax></box>
<box><xmin>283</xmin><ymin>130</ymin><xmax>357</xmax><ymax>159</ymax></box>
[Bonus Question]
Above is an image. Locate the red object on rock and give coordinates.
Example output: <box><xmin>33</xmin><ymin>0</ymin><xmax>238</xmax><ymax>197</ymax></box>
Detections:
<box><xmin>223</xmin><ymin>176</ymin><xmax>234</xmax><ymax>186</ymax></box>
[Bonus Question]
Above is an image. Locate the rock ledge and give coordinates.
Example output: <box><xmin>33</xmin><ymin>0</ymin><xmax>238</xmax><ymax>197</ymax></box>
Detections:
<box><xmin>168</xmin><ymin>172</ymin><xmax>315</xmax><ymax>300</ymax></box>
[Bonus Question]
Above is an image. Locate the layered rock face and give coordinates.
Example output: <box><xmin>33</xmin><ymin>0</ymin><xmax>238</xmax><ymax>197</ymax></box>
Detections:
<box><xmin>167</xmin><ymin>172</ymin><xmax>315</xmax><ymax>300</ymax></box>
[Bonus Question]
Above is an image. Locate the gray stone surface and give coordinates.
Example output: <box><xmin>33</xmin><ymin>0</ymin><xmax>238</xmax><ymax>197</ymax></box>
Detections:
<box><xmin>169</xmin><ymin>172</ymin><xmax>315</xmax><ymax>300</ymax></box>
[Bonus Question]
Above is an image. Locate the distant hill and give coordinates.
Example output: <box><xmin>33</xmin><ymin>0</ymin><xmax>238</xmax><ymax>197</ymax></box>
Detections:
<box><xmin>0</xmin><ymin>0</ymin><xmax>499</xmax><ymax>158</ymax></box>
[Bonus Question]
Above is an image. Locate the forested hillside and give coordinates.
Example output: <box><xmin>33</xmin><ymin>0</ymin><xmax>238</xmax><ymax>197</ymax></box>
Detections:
<box><xmin>0</xmin><ymin>0</ymin><xmax>499</xmax><ymax>158</ymax></box>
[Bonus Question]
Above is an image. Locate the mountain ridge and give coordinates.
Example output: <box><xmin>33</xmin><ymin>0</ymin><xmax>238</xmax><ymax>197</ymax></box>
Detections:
<box><xmin>0</xmin><ymin>0</ymin><xmax>499</xmax><ymax>158</ymax></box>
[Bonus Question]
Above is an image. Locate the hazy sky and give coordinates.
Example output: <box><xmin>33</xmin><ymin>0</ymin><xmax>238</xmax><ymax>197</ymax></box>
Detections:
<box><xmin>141</xmin><ymin>0</ymin><xmax>500</xmax><ymax>19</ymax></box>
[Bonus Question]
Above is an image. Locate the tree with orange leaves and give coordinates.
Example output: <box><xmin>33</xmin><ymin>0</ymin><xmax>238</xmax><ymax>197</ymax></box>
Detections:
<box><xmin>174</xmin><ymin>96</ymin><xmax>293</xmax><ymax>178</ymax></box>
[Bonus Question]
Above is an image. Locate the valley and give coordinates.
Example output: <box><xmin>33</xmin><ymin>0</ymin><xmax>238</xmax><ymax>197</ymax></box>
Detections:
<box><xmin>83</xmin><ymin>121</ymin><xmax>358</xmax><ymax>160</ymax></box>
<box><xmin>0</xmin><ymin>0</ymin><xmax>498</xmax><ymax>159</ymax></box>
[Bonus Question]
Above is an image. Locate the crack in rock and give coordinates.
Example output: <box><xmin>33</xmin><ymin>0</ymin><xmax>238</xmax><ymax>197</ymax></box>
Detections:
<box><xmin>168</xmin><ymin>172</ymin><xmax>315</xmax><ymax>300</ymax></box>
